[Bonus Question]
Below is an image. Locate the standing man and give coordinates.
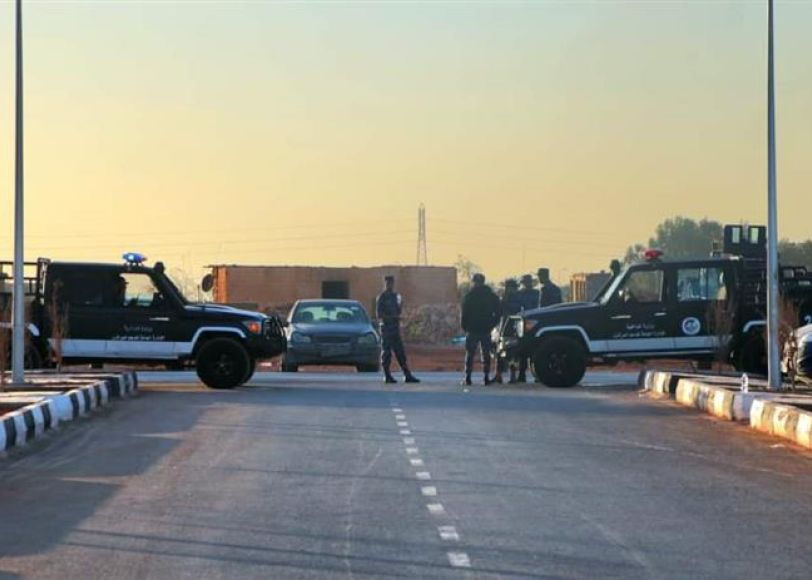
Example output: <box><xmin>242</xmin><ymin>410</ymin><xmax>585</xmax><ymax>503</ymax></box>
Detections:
<box><xmin>376</xmin><ymin>275</ymin><xmax>420</xmax><ymax>384</ymax></box>
<box><xmin>461</xmin><ymin>273</ymin><xmax>501</xmax><ymax>386</ymax></box>
<box><xmin>538</xmin><ymin>268</ymin><xmax>563</xmax><ymax>307</ymax></box>
<box><xmin>514</xmin><ymin>274</ymin><xmax>540</xmax><ymax>382</ymax></box>
<box><xmin>494</xmin><ymin>278</ymin><xmax>522</xmax><ymax>384</ymax></box>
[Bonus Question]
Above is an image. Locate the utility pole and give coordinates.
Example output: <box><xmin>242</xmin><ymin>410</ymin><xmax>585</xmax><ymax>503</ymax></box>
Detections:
<box><xmin>416</xmin><ymin>204</ymin><xmax>428</xmax><ymax>266</ymax></box>
<box><xmin>766</xmin><ymin>0</ymin><xmax>781</xmax><ymax>390</ymax></box>
<box><xmin>11</xmin><ymin>0</ymin><xmax>26</xmax><ymax>385</ymax></box>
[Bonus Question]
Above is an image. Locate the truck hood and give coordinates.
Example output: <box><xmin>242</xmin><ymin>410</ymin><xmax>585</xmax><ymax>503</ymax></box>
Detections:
<box><xmin>522</xmin><ymin>301</ymin><xmax>599</xmax><ymax>319</ymax></box>
<box><xmin>184</xmin><ymin>304</ymin><xmax>265</xmax><ymax>321</ymax></box>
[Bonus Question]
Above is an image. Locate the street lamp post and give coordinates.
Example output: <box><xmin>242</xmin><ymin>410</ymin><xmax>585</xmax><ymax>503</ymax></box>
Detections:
<box><xmin>11</xmin><ymin>0</ymin><xmax>25</xmax><ymax>385</ymax></box>
<box><xmin>766</xmin><ymin>0</ymin><xmax>782</xmax><ymax>390</ymax></box>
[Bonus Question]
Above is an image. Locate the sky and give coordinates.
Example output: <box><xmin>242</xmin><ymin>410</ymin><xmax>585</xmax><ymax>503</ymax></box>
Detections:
<box><xmin>0</xmin><ymin>0</ymin><xmax>810</xmax><ymax>288</ymax></box>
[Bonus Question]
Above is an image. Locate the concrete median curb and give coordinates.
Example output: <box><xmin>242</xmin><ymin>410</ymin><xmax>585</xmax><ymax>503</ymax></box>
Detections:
<box><xmin>0</xmin><ymin>398</ymin><xmax>59</xmax><ymax>451</ymax></box>
<box><xmin>750</xmin><ymin>398</ymin><xmax>812</xmax><ymax>450</ymax></box>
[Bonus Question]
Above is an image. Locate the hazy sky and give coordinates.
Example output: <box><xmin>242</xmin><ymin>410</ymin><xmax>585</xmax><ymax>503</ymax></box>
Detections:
<box><xmin>0</xmin><ymin>0</ymin><xmax>810</xmax><ymax>286</ymax></box>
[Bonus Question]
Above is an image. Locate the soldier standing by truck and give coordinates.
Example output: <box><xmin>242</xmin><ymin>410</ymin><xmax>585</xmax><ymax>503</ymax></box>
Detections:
<box><xmin>514</xmin><ymin>274</ymin><xmax>540</xmax><ymax>382</ymax></box>
<box><xmin>494</xmin><ymin>278</ymin><xmax>522</xmax><ymax>384</ymax></box>
<box><xmin>460</xmin><ymin>273</ymin><xmax>501</xmax><ymax>386</ymax></box>
<box><xmin>538</xmin><ymin>268</ymin><xmax>563</xmax><ymax>307</ymax></box>
<box><xmin>376</xmin><ymin>275</ymin><xmax>420</xmax><ymax>385</ymax></box>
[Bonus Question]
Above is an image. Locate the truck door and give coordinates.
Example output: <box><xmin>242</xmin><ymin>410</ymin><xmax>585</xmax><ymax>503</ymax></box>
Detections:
<box><xmin>672</xmin><ymin>264</ymin><xmax>732</xmax><ymax>354</ymax></box>
<box><xmin>602</xmin><ymin>265</ymin><xmax>674</xmax><ymax>353</ymax></box>
<box><xmin>109</xmin><ymin>271</ymin><xmax>176</xmax><ymax>358</ymax></box>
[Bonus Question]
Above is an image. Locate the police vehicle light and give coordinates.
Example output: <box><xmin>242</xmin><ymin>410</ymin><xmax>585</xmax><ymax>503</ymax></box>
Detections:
<box><xmin>242</xmin><ymin>320</ymin><xmax>262</xmax><ymax>334</ymax></box>
<box><xmin>523</xmin><ymin>319</ymin><xmax>538</xmax><ymax>336</ymax></box>
<box><xmin>123</xmin><ymin>252</ymin><xmax>147</xmax><ymax>265</ymax></box>
<box><xmin>643</xmin><ymin>249</ymin><xmax>664</xmax><ymax>261</ymax></box>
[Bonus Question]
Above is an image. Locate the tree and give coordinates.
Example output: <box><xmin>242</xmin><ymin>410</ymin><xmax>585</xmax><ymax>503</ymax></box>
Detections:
<box><xmin>644</xmin><ymin>216</ymin><xmax>723</xmax><ymax>259</ymax></box>
<box><xmin>779</xmin><ymin>239</ymin><xmax>812</xmax><ymax>270</ymax></box>
<box><xmin>453</xmin><ymin>255</ymin><xmax>482</xmax><ymax>302</ymax></box>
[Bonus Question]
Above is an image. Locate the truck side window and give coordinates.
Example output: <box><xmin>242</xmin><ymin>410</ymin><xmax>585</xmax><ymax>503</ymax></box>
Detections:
<box><xmin>120</xmin><ymin>273</ymin><xmax>167</xmax><ymax>309</ymax></box>
<box><xmin>615</xmin><ymin>270</ymin><xmax>664</xmax><ymax>304</ymax></box>
<box><xmin>59</xmin><ymin>272</ymin><xmax>111</xmax><ymax>308</ymax></box>
<box><xmin>677</xmin><ymin>268</ymin><xmax>727</xmax><ymax>302</ymax></box>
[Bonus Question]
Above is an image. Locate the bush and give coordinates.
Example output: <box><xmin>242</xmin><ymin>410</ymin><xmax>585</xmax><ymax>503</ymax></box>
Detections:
<box><xmin>400</xmin><ymin>304</ymin><xmax>460</xmax><ymax>344</ymax></box>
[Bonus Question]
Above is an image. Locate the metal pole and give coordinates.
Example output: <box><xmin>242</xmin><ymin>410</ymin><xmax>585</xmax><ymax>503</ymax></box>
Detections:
<box><xmin>11</xmin><ymin>0</ymin><xmax>25</xmax><ymax>384</ymax></box>
<box><xmin>766</xmin><ymin>0</ymin><xmax>782</xmax><ymax>390</ymax></box>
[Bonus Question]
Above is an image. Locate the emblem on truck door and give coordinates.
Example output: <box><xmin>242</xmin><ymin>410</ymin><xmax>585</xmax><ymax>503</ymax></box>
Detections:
<box><xmin>681</xmin><ymin>317</ymin><xmax>701</xmax><ymax>336</ymax></box>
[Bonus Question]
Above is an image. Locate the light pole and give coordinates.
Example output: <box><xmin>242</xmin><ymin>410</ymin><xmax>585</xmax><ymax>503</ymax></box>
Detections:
<box><xmin>11</xmin><ymin>0</ymin><xmax>25</xmax><ymax>385</ymax></box>
<box><xmin>766</xmin><ymin>0</ymin><xmax>782</xmax><ymax>390</ymax></box>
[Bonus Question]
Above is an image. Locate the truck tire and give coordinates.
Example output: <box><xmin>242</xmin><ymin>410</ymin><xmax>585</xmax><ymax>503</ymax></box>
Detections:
<box><xmin>242</xmin><ymin>357</ymin><xmax>257</xmax><ymax>384</ymax></box>
<box><xmin>531</xmin><ymin>337</ymin><xmax>586</xmax><ymax>388</ymax></box>
<box><xmin>196</xmin><ymin>337</ymin><xmax>250</xmax><ymax>389</ymax></box>
<box><xmin>738</xmin><ymin>334</ymin><xmax>767</xmax><ymax>376</ymax></box>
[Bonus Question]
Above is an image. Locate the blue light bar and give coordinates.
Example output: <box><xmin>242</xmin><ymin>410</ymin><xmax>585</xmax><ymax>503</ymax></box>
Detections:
<box><xmin>123</xmin><ymin>252</ymin><xmax>147</xmax><ymax>265</ymax></box>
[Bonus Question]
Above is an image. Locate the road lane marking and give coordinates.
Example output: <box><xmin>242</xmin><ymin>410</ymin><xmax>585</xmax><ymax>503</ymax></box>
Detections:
<box><xmin>416</xmin><ymin>471</ymin><xmax>431</xmax><ymax>480</ymax></box>
<box><xmin>421</xmin><ymin>486</ymin><xmax>438</xmax><ymax>497</ymax></box>
<box><xmin>403</xmin><ymin>437</ymin><xmax>416</xmax><ymax>445</ymax></box>
<box><xmin>397</xmin><ymin>422</ymin><xmax>409</xmax><ymax>428</ymax></box>
<box><xmin>400</xmin><ymin>429</ymin><xmax>412</xmax><ymax>435</ymax></box>
<box><xmin>406</xmin><ymin>447</ymin><xmax>419</xmax><ymax>455</ymax></box>
<box><xmin>410</xmin><ymin>458</ymin><xmax>424</xmax><ymax>467</ymax></box>
<box><xmin>447</xmin><ymin>552</ymin><xmax>471</xmax><ymax>568</ymax></box>
<box><xmin>392</xmin><ymin>408</ymin><xmax>403</xmax><ymax>413</ymax></box>
<box><xmin>427</xmin><ymin>503</ymin><xmax>445</xmax><ymax>515</ymax></box>
<box><xmin>395</xmin><ymin>414</ymin><xmax>406</xmax><ymax>420</ymax></box>
<box><xmin>438</xmin><ymin>526</ymin><xmax>460</xmax><ymax>541</ymax></box>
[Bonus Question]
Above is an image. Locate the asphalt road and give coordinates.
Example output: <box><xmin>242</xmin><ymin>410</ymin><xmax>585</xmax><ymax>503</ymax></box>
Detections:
<box><xmin>2</xmin><ymin>370</ymin><xmax>812</xmax><ymax>579</ymax></box>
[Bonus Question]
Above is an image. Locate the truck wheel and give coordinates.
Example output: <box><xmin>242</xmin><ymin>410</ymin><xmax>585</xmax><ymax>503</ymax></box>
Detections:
<box><xmin>738</xmin><ymin>335</ymin><xmax>767</xmax><ymax>376</ymax></box>
<box><xmin>242</xmin><ymin>357</ymin><xmax>257</xmax><ymax>384</ymax></box>
<box><xmin>196</xmin><ymin>338</ymin><xmax>250</xmax><ymax>389</ymax></box>
<box><xmin>531</xmin><ymin>337</ymin><xmax>586</xmax><ymax>388</ymax></box>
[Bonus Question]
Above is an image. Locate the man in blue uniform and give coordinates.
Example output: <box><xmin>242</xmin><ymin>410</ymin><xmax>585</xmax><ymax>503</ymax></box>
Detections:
<box><xmin>460</xmin><ymin>273</ymin><xmax>501</xmax><ymax>386</ymax></box>
<box><xmin>515</xmin><ymin>274</ymin><xmax>540</xmax><ymax>382</ymax></box>
<box><xmin>538</xmin><ymin>268</ymin><xmax>563</xmax><ymax>307</ymax></box>
<box><xmin>494</xmin><ymin>278</ymin><xmax>522</xmax><ymax>384</ymax></box>
<box><xmin>376</xmin><ymin>275</ymin><xmax>420</xmax><ymax>384</ymax></box>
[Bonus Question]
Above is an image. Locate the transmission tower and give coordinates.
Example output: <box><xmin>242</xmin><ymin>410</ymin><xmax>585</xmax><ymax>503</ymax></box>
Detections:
<box><xmin>416</xmin><ymin>204</ymin><xmax>428</xmax><ymax>266</ymax></box>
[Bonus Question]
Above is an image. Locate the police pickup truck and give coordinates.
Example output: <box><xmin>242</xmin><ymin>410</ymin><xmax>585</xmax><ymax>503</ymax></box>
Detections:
<box><xmin>498</xmin><ymin>225</ymin><xmax>812</xmax><ymax>388</ymax></box>
<box><xmin>0</xmin><ymin>254</ymin><xmax>286</xmax><ymax>389</ymax></box>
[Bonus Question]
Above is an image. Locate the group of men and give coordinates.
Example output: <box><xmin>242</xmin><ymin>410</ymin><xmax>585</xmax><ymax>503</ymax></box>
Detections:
<box><xmin>460</xmin><ymin>268</ymin><xmax>561</xmax><ymax>386</ymax></box>
<box><xmin>374</xmin><ymin>269</ymin><xmax>561</xmax><ymax>386</ymax></box>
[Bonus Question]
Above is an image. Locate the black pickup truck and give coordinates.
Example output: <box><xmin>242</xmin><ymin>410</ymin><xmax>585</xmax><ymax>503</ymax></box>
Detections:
<box><xmin>498</xmin><ymin>225</ymin><xmax>812</xmax><ymax>388</ymax></box>
<box><xmin>0</xmin><ymin>254</ymin><xmax>286</xmax><ymax>389</ymax></box>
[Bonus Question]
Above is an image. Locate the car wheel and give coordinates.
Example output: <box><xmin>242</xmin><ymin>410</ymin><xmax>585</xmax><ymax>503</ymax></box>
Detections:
<box><xmin>531</xmin><ymin>337</ymin><xmax>586</xmax><ymax>388</ymax></box>
<box><xmin>196</xmin><ymin>337</ymin><xmax>250</xmax><ymax>389</ymax></box>
<box><xmin>738</xmin><ymin>334</ymin><xmax>767</xmax><ymax>376</ymax></box>
<box><xmin>356</xmin><ymin>364</ymin><xmax>380</xmax><ymax>373</ymax></box>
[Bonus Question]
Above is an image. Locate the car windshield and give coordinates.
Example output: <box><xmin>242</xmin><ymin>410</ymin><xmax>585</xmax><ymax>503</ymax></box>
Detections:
<box><xmin>292</xmin><ymin>302</ymin><xmax>369</xmax><ymax>324</ymax></box>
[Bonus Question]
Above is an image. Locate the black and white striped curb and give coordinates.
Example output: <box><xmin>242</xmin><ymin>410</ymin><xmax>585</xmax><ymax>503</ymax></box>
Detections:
<box><xmin>45</xmin><ymin>373</ymin><xmax>138</xmax><ymax>422</ymax></box>
<box><xmin>1</xmin><ymin>399</ymin><xmax>59</xmax><ymax>451</ymax></box>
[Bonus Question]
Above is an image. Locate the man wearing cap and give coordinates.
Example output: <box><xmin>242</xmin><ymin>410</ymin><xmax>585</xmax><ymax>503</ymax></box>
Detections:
<box><xmin>460</xmin><ymin>273</ymin><xmax>501</xmax><ymax>386</ymax></box>
<box><xmin>494</xmin><ymin>278</ymin><xmax>522</xmax><ymax>384</ymax></box>
<box><xmin>538</xmin><ymin>268</ymin><xmax>563</xmax><ymax>308</ymax></box>
<box><xmin>376</xmin><ymin>275</ymin><xmax>420</xmax><ymax>384</ymax></box>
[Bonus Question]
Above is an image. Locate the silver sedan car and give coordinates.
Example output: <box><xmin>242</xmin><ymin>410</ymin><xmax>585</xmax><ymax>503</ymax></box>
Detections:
<box><xmin>282</xmin><ymin>299</ymin><xmax>381</xmax><ymax>372</ymax></box>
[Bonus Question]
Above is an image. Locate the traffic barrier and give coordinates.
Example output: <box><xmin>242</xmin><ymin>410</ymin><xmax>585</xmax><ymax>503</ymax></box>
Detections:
<box><xmin>0</xmin><ymin>398</ymin><xmax>59</xmax><ymax>451</ymax></box>
<box><xmin>750</xmin><ymin>398</ymin><xmax>812</xmax><ymax>450</ymax></box>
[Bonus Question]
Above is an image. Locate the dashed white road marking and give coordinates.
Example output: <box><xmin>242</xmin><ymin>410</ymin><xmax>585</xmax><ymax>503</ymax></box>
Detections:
<box><xmin>421</xmin><ymin>486</ymin><xmax>438</xmax><ymax>497</ymax></box>
<box><xmin>392</xmin><ymin>408</ymin><xmax>403</xmax><ymax>413</ymax></box>
<box><xmin>395</xmin><ymin>414</ymin><xmax>406</xmax><ymax>420</ymax></box>
<box><xmin>406</xmin><ymin>447</ymin><xmax>419</xmax><ymax>455</ymax></box>
<box><xmin>410</xmin><ymin>458</ymin><xmax>425</xmax><ymax>467</ymax></box>
<box><xmin>438</xmin><ymin>526</ymin><xmax>460</xmax><ymax>541</ymax></box>
<box><xmin>416</xmin><ymin>471</ymin><xmax>431</xmax><ymax>480</ymax></box>
<box><xmin>397</xmin><ymin>421</ymin><xmax>409</xmax><ymax>428</ymax></box>
<box><xmin>447</xmin><ymin>552</ymin><xmax>471</xmax><ymax>568</ymax></box>
<box><xmin>403</xmin><ymin>437</ymin><xmax>416</xmax><ymax>445</ymax></box>
<box><xmin>427</xmin><ymin>503</ymin><xmax>445</xmax><ymax>515</ymax></box>
<box><xmin>400</xmin><ymin>429</ymin><xmax>412</xmax><ymax>435</ymax></box>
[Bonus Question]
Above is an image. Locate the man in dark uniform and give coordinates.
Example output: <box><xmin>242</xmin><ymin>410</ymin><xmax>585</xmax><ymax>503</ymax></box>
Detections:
<box><xmin>494</xmin><ymin>278</ymin><xmax>522</xmax><ymax>384</ymax></box>
<box><xmin>460</xmin><ymin>273</ymin><xmax>501</xmax><ymax>386</ymax></box>
<box><xmin>538</xmin><ymin>268</ymin><xmax>563</xmax><ymax>307</ymax></box>
<box><xmin>514</xmin><ymin>274</ymin><xmax>540</xmax><ymax>382</ymax></box>
<box><xmin>376</xmin><ymin>275</ymin><xmax>420</xmax><ymax>384</ymax></box>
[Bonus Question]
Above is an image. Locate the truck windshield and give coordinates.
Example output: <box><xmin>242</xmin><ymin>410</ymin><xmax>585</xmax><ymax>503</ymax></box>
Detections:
<box><xmin>162</xmin><ymin>273</ymin><xmax>190</xmax><ymax>305</ymax></box>
<box><xmin>598</xmin><ymin>271</ymin><xmax>627</xmax><ymax>305</ymax></box>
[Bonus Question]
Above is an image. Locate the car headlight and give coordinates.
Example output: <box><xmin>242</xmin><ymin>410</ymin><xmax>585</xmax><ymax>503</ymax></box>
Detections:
<box><xmin>290</xmin><ymin>331</ymin><xmax>312</xmax><ymax>344</ymax></box>
<box><xmin>242</xmin><ymin>320</ymin><xmax>263</xmax><ymax>334</ymax></box>
<box><xmin>358</xmin><ymin>332</ymin><xmax>379</xmax><ymax>346</ymax></box>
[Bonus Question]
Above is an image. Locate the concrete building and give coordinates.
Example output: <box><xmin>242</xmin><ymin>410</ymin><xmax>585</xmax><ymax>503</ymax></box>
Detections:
<box><xmin>570</xmin><ymin>272</ymin><xmax>612</xmax><ymax>303</ymax></box>
<box><xmin>208</xmin><ymin>265</ymin><xmax>458</xmax><ymax>316</ymax></box>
